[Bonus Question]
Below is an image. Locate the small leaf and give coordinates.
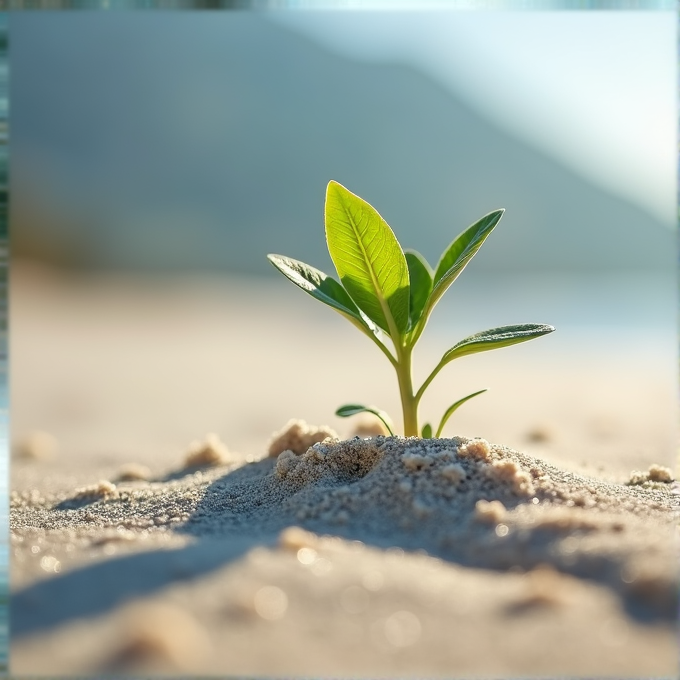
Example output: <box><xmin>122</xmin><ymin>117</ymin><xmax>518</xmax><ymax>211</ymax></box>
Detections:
<box><xmin>325</xmin><ymin>181</ymin><xmax>410</xmax><ymax>336</ymax></box>
<box><xmin>435</xmin><ymin>389</ymin><xmax>487</xmax><ymax>438</ymax></box>
<box><xmin>335</xmin><ymin>404</ymin><xmax>395</xmax><ymax>436</ymax></box>
<box><xmin>421</xmin><ymin>423</ymin><xmax>433</xmax><ymax>439</ymax></box>
<box><xmin>404</xmin><ymin>249</ymin><xmax>433</xmax><ymax>330</ymax></box>
<box><xmin>441</xmin><ymin>324</ymin><xmax>555</xmax><ymax>364</ymax></box>
<box><xmin>425</xmin><ymin>210</ymin><xmax>504</xmax><ymax>318</ymax></box>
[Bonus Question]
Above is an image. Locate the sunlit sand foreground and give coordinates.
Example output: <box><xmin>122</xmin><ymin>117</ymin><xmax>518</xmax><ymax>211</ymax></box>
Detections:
<box><xmin>10</xmin><ymin>263</ymin><xmax>678</xmax><ymax>677</ymax></box>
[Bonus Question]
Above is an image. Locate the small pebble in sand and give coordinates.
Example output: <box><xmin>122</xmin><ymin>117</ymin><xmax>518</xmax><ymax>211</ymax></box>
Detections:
<box><xmin>73</xmin><ymin>480</ymin><xmax>119</xmax><ymax>501</ymax></box>
<box><xmin>439</xmin><ymin>463</ymin><xmax>466</xmax><ymax>483</ymax></box>
<box><xmin>117</xmin><ymin>463</ymin><xmax>151</xmax><ymax>481</ymax></box>
<box><xmin>475</xmin><ymin>499</ymin><xmax>507</xmax><ymax>523</ymax></box>
<box><xmin>457</xmin><ymin>438</ymin><xmax>491</xmax><ymax>461</ymax></box>
<box><xmin>16</xmin><ymin>430</ymin><xmax>58</xmax><ymax>460</ymax></box>
<box><xmin>183</xmin><ymin>433</ymin><xmax>229</xmax><ymax>468</ymax></box>
<box><xmin>267</xmin><ymin>419</ymin><xmax>338</xmax><ymax>457</ymax></box>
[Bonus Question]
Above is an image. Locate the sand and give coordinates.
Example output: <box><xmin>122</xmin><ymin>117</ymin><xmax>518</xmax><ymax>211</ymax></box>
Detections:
<box><xmin>9</xmin><ymin>263</ymin><xmax>679</xmax><ymax>677</ymax></box>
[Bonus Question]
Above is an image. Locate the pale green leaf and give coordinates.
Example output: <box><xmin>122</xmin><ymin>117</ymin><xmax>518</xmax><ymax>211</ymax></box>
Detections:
<box><xmin>435</xmin><ymin>389</ymin><xmax>487</xmax><ymax>438</ymax></box>
<box><xmin>325</xmin><ymin>181</ymin><xmax>409</xmax><ymax>336</ymax></box>
<box><xmin>268</xmin><ymin>254</ymin><xmax>364</xmax><ymax>321</ymax></box>
<box><xmin>441</xmin><ymin>324</ymin><xmax>555</xmax><ymax>364</ymax></box>
<box><xmin>267</xmin><ymin>254</ymin><xmax>382</xmax><ymax>338</ymax></box>
<box><xmin>335</xmin><ymin>404</ymin><xmax>395</xmax><ymax>436</ymax></box>
<box><xmin>268</xmin><ymin>253</ymin><xmax>399</xmax><ymax>367</ymax></box>
<box><xmin>421</xmin><ymin>423</ymin><xmax>433</xmax><ymax>439</ymax></box>
<box><xmin>424</xmin><ymin>210</ymin><xmax>504</xmax><ymax>319</ymax></box>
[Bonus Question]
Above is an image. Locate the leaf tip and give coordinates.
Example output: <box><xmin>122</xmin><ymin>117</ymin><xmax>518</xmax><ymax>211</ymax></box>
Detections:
<box><xmin>326</xmin><ymin>179</ymin><xmax>346</xmax><ymax>196</ymax></box>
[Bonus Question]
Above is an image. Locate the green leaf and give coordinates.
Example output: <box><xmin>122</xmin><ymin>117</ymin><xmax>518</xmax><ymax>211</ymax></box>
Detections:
<box><xmin>267</xmin><ymin>253</ymin><xmax>399</xmax><ymax>367</ymax></box>
<box><xmin>435</xmin><ymin>389</ymin><xmax>487</xmax><ymax>438</ymax></box>
<box><xmin>404</xmin><ymin>249</ymin><xmax>433</xmax><ymax>330</ymax></box>
<box><xmin>325</xmin><ymin>181</ymin><xmax>410</xmax><ymax>336</ymax></box>
<box><xmin>267</xmin><ymin>254</ymin><xmax>366</xmax><ymax>322</ymax></box>
<box><xmin>335</xmin><ymin>404</ymin><xmax>395</xmax><ymax>436</ymax></box>
<box><xmin>441</xmin><ymin>323</ymin><xmax>555</xmax><ymax>364</ymax></box>
<box><xmin>425</xmin><ymin>210</ymin><xmax>504</xmax><ymax>319</ymax></box>
<box><xmin>421</xmin><ymin>422</ymin><xmax>433</xmax><ymax>439</ymax></box>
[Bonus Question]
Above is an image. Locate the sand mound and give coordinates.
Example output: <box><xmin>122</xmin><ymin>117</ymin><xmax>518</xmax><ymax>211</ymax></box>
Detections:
<box><xmin>12</xmin><ymin>434</ymin><xmax>677</xmax><ymax>623</ymax></box>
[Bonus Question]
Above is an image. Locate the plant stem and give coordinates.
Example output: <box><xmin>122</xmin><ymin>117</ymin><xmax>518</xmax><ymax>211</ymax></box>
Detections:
<box><xmin>395</xmin><ymin>346</ymin><xmax>418</xmax><ymax>436</ymax></box>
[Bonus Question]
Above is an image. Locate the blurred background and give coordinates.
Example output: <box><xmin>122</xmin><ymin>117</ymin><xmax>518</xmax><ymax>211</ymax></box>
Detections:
<box><xmin>9</xmin><ymin>10</ymin><xmax>677</xmax><ymax>481</ymax></box>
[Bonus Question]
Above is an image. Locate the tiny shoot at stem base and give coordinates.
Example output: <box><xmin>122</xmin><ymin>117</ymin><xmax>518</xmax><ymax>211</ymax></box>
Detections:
<box><xmin>268</xmin><ymin>180</ymin><xmax>554</xmax><ymax>437</ymax></box>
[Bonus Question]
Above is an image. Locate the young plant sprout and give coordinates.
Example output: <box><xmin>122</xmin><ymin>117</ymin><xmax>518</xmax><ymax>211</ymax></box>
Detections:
<box><xmin>268</xmin><ymin>181</ymin><xmax>554</xmax><ymax>438</ymax></box>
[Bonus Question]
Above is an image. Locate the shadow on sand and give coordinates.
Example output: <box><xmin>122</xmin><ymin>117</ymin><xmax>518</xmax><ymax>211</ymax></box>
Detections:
<box><xmin>12</xmin><ymin>454</ymin><xmax>675</xmax><ymax>640</ymax></box>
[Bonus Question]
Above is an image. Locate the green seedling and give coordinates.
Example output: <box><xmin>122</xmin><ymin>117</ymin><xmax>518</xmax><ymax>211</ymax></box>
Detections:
<box><xmin>268</xmin><ymin>181</ymin><xmax>554</xmax><ymax>438</ymax></box>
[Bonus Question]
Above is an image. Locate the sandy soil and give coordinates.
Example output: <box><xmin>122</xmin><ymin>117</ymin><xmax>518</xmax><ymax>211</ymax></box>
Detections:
<box><xmin>10</xmin><ymin>262</ymin><xmax>679</xmax><ymax>677</ymax></box>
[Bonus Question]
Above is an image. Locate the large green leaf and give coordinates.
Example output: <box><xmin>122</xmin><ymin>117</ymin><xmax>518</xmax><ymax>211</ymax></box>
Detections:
<box><xmin>441</xmin><ymin>324</ymin><xmax>555</xmax><ymax>364</ymax></box>
<box><xmin>267</xmin><ymin>254</ymin><xmax>380</xmax><ymax>338</ymax></box>
<box><xmin>325</xmin><ymin>181</ymin><xmax>410</xmax><ymax>336</ymax></box>
<box><xmin>404</xmin><ymin>249</ymin><xmax>433</xmax><ymax>330</ymax></box>
<box><xmin>424</xmin><ymin>210</ymin><xmax>504</xmax><ymax>319</ymax></box>
<box><xmin>335</xmin><ymin>404</ymin><xmax>395</xmax><ymax>436</ymax></box>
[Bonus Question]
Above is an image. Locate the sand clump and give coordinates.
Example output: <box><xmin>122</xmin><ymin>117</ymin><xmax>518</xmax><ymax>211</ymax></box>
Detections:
<box><xmin>267</xmin><ymin>419</ymin><xmax>338</xmax><ymax>457</ymax></box>
<box><xmin>474</xmin><ymin>499</ymin><xmax>507</xmax><ymax>524</ymax></box>
<box><xmin>183</xmin><ymin>433</ymin><xmax>230</xmax><ymax>468</ymax></box>
<box><xmin>72</xmin><ymin>480</ymin><xmax>119</xmax><ymax>502</ymax></box>
<box><xmin>627</xmin><ymin>464</ymin><xmax>674</xmax><ymax>487</ymax></box>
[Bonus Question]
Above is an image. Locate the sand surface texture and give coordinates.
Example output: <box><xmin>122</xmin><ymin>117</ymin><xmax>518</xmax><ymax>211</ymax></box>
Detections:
<box><xmin>10</xmin><ymin>264</ymin><xmax>679</xmax><ymax>677</ymax></box>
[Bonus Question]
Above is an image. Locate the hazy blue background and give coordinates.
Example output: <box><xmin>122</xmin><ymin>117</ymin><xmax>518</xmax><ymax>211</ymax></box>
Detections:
<box><xmin>10</xmin><ymin>11</ymin><xmax>675</xmax><ymax>270</ymax></box>
<box><xmin>7</xmin><ymin>10</ymin><xmax>677</xmax><ymax>344</ymax></box>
